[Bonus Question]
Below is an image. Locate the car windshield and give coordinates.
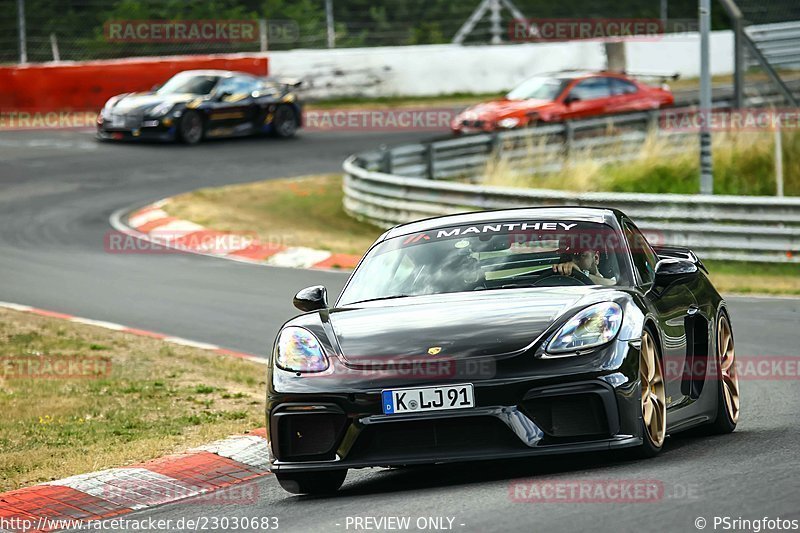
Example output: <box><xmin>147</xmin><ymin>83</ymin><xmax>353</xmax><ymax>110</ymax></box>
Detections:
<box><xmin>339</xmin><ymin>221</ymin><xmax>632</xmax><ymax>305</ymax></box>
<box><xmin>506</xmin><ymin>77</ymin><xmax>567</xmax><ymax>101</ymax></box>
<box><xmin>157</xmin><ymin>73</ymin><xmax>220</xmax><ymax>95</ymax></box>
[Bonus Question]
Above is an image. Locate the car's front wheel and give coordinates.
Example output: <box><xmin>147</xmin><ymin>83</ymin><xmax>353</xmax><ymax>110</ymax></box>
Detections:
<box><xmin>275</xmin><ymin>469</ymin><xmax>347</xmax><ymax>495</ymax></box>
<box><xmin>178</xmin><ymin>110</ymin><xmax>204</xmax><ymax>145</ymax></box>
<box><xmin>634</xmin><ymin>328</ymin><xmax>667</xmax><ymax>458</ymax></box>
<box><xmin>272</xmin><ymin>105</ymin><xmax>299</xmax><ymax>138</ymax></box>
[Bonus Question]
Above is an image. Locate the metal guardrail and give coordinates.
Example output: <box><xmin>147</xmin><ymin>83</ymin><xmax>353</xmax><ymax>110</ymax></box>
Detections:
<box><xmin>746</xmin><ymin>20</ymin><xmax>800</xmax><ymax>70</ymax></box>
<box><xmin>343</xmin><ymin>157</ymin><xmax>800</xmax><ymax>262</ymax></box>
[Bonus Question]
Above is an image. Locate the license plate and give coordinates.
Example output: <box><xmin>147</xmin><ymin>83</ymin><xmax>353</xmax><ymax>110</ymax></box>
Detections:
<box><xmin>381</xmin><ymin>384</ymin><xmax>474</xmax><ymax>415</ymax></box>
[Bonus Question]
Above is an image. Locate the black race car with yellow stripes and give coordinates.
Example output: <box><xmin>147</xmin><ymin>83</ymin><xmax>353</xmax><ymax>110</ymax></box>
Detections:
<box><xmin>96</xmin><ymin>70</ymin><xmax>302</xmax><ymax>144</ymax></box>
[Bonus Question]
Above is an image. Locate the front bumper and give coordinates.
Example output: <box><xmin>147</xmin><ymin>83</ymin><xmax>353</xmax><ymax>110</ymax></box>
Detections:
<box><xmin>96</xmin><ymin>116</ymin><xmax>177</xmax><ymax>142</ymax></box>
<box><xmin>266</xmin><ymin>342</ymin><xmax>642</xmax><ymax>473</ymax></box>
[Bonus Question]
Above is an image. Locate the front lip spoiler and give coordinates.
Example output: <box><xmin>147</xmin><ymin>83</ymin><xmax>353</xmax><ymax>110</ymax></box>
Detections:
<box><xmin>269</xmin><ymin>435</ymin><xmax>642</xmax><ymax>472</ymax></box>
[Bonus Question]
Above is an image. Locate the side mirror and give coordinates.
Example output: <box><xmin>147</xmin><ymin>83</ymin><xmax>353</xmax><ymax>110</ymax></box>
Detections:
<box><xmin>654</xmin><ymin>258</ymin><xmax>698</xmax><ymax>285</ymax></box>
<box><xmin>151</xmin><ymin>84</ymin><xmax>161</xmax><ymax>92</ymax></box>
<box><xmin>216</xmin><ymin>90</ymin><xmax>233</xmax><ymax>101</ymax></box>
<box><xmin>564</xmin><ymin>94</ymin><xmax>580</xmax><ymax>105</ymax></box>
<box><xmin>293</xmin><ymin>285</ymin><xmax>328</xmax><ymax>312</ymax></box>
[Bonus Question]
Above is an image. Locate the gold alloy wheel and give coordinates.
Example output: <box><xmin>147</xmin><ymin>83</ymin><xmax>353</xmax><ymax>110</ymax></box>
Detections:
<box><xmin>718</xmin><ymin>316</ymin><xmax>740</xmax><ymax>424</ymax></box>
<box><xmin>640</xmin><ymin>330</ymin><xmax>666</xmax><ymax>447</ymax></box>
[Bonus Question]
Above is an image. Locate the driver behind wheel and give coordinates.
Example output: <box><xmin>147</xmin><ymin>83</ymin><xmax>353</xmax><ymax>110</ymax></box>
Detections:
<box><xmin>552</xmin><ymin>250</ymin><xmax>616</xmax><ymax>286</ymax></box>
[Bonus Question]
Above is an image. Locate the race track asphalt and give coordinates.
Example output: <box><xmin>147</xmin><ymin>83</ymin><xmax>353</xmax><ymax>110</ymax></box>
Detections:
<box><xmin>1</xmin><ymin>129</ymin><xmax>798</xmax><ymax>533</ymax></box>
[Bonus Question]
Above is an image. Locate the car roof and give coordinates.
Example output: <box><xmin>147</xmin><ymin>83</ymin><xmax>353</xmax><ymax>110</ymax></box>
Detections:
<box><xmin>174</xmin><ymin>69</ymin><xmax>249</xmax><ymax>78</ymax></box>
<box><xmin>383</xmin><ymin>207</ymin><xmax>622</xmax><ymax>239</ymax></box>
<box><xmin>544</xmin><ymin>70</ymin><xmax>630</xmax><ymax>81</ymax></box>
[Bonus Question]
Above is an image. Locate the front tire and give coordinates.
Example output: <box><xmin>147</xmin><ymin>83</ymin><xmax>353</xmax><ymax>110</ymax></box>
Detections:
<box><xmin>272</xmin><ymin>105</ymin><xmax>299</xmax><ymax>138</ymax></box>
<box><xmin>633</xmin><ymin>328</ymin><xmax>667</xmax><ymax>458</ymax></box>
<box><xmin>275</xmin><ymin>469</ymin><xmax>347</xmax><ymax>495</ymax></box>
<box><xmin>178</xmin><ymin>110</ymin><xmax>204</xmax><ymax>145</ymax></box>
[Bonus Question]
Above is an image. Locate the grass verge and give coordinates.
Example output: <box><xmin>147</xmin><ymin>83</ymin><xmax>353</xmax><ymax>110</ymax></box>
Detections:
<box><xmin>703</xmin><ymin>261</ymin><xmax>800</xmax><ymax>296</ymax></box>
<box><xmin>165</xmin><ymin>174</ymin><xmax>382</xmax><ymax>256</ymax></box>
<box><xmin>162</xmin><ymin>174</ymin><xmax>800</xmax><ymax>296</ymax></box>
<box><xmin>0</xmin><ymin>308</ymin><xmax>265</xmax><ymax>492</ymax></box>
<box><xmin>484</xmin><ymin>131</ymin><xmax>800</xmax><ymax>196</ymax></box>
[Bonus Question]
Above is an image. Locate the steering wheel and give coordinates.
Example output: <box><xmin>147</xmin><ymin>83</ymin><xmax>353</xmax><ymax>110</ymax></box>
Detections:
<box><xmin>531</xmin><ymin>267</ymin><xmax>593</xmax><ymax>287</ymax></box>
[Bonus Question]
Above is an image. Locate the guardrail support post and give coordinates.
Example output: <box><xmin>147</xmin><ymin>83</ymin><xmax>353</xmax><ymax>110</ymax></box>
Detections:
<box><xmin>647</xmin><ymin>109</ymin><xmax>660</xmax><ymax>135</ymax></box>
<box><xmin>380</xmin><ymin>145</ymin><xmax>393</xmax><ymax>174</ymax></box>
<box><xmin>563</xmin><ymin>121</ymin><xmax>574</xmax><ymax>159</ymax></box>
<box><xmin>425</xmin><ymin>144</ymin><xmax>436</xmax><ymax>180</ymax></box>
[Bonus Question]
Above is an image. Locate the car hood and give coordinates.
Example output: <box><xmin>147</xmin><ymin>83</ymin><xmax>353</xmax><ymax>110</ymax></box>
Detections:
<box><xmin>329</xmin><ymin>287</ymin><xmax>598</xmax><ymax>364</ymax></box>
<box><xmin>108</xmin><ymin>92</ymin><xmax>199</xmax><ymax>113</ymax></box>
<box><xmin>461</xmin><ymin>98</ymin><xmax>551</xmax><ymax>120</ymax></box>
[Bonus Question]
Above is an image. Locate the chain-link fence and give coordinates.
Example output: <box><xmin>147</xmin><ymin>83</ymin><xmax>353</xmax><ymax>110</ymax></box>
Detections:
<box><xmin>0</xmin><ymin>0</ymin><xmax>726</xmax><ymax>64</ymax></box>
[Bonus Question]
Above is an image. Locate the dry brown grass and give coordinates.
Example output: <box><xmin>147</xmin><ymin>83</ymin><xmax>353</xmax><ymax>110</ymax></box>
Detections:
<box><xmin>165</xmin><ymin>174</ymin><xmax>382</xmax><ymax>255</ymax></box>
<box><xmin>484</xmin><ymin>129</ymin><xmax>800</xmax><ymax>196</ymax></box>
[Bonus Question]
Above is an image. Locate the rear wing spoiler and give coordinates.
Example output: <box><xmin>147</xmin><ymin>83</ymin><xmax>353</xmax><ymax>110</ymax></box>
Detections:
<box><xmin>266</xmin><ymin>76</ymin><xmax>303</xmax><ymax>89</ymax></box>
<box><xmin>623</xmin><ymin>71</ymin><xmax>680</xmax><ymax>84</ymax></box>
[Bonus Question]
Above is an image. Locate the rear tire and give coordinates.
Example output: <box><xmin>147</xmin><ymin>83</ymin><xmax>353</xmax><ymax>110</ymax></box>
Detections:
<box><xmin>275</xmin><ymin>469</ymin><xmax>346</xmax><ymax>495</ymax></box>
<box><xmin>705</xmin><ymin>312</ymin><xmax>739</xmax><ymax>434</ymax></box>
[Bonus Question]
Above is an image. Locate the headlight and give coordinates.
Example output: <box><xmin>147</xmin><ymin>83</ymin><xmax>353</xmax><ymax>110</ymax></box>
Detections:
<box><xmin>148</xmin><ymin>102</ymin><xmax>174</xmax><ymax>117</ymax></box>
<box><xmin>547</xmin><ymin>302</ymin><xmax>623</xmax><ymax>354</ymax></box>
<box><xmin>275</xmin><ymin>327</ymin><xmax>329</xmax><ymax>372</ymax></box>
<box><xmin>496</xmin><ymin>117</ymin><xmax>520</xmax><ymax>129</ymax></box>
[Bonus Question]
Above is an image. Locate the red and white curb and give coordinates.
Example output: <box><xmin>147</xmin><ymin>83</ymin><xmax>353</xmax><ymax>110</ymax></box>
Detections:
<box><xmin>0</xmin><ymin>301</ymin><xmax>265</xmax><ymax>365</ymax></box>
<box><xmin>113</xmin><ymin>200</ymin><xmax>361</xmax><ymax>270</ymax></box>
<box><xmin>0</xmin><ymin>429</ymin><xmax>270</xmax><ymax>533</ymax></box>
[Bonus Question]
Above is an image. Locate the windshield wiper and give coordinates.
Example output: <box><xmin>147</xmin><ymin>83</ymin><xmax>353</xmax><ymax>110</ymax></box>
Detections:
<box><xmin>348</xmin><ymin>294</ymin><xmax>414</xmax><ymax>305</ymax></box>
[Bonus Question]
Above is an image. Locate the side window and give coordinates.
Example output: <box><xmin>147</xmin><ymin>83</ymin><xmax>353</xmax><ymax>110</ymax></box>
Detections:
<box><xmin>611</xmin><ymin>77</ymin><xmax>639</xmax><ymax>95</ymax></box>
<box><xmin>623</xmin><ymin>221</ymin><xmax>659</xmax><ymax>285</ymax></box>
<box><xmin>216</xmin><ymin>76</ymin><xmax>258</xmax><ymax>97</ymax></box>
<box><xmin>569</xmin><ymin>77</ymin><xmax>612</xmax><ymax>100</ymax></box>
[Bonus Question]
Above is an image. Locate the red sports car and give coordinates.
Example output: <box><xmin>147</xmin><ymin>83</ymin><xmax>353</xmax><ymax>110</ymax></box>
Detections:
<box><xmin>451</xmin><ymin>71</ymin><xmax>674</xmax><ymax>134</ymax></box>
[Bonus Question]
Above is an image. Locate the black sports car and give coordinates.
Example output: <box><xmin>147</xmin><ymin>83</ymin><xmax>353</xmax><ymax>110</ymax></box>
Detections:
<box><xmin>267</xmin><ymin>207</ymin><xmax>740</xmax><ymax>494</ymax></box>
<box><xmin>96</xmin><ymin>70</ymin><xmax>302</xmax><ymax>144</ymax></box>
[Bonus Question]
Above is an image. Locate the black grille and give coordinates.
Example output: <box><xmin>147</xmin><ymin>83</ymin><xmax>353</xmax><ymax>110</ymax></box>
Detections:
<box><xmin>522</xmin><ymin>394</ymin><xmax>609</xmax><ymax>439</ymax></box>
<box><xmin>273</xmin><ymin>412</ymin><xmax>347</xmax><ymax>462</ymax></box>
<box><xmin>348</xmin><ymin>416</ymin><xmax>524</xmax><ymax>461</ymax></box>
